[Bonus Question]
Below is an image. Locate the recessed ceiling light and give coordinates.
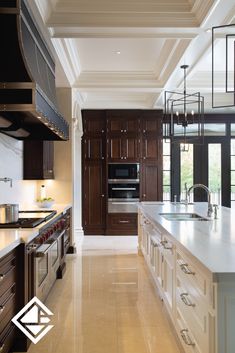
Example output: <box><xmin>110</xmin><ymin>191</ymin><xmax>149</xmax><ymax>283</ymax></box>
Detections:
<box><xmin>116</xmin><ymin>51</ymin><xmax>121</xmax><ymax>55</ymax></box>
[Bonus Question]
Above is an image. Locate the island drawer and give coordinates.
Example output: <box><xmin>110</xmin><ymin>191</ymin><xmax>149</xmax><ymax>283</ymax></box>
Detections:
<box><xmin>175</xmin><ymin>307</ymin><xmax>204</xmax><ymax>353</ymax></box>
<box><xmin>176</xmin><ymin>250</ymin><xmax>211</xmax><ymax>305</ymax></box>
<box><xmin>176</xmin><ymin>278</ymin><xmax>208</xmax><ymax>352</ymax></box>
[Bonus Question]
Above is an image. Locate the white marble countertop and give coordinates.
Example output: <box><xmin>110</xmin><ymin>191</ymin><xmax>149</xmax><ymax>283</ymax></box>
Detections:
<box><xmin>139</xmin><ymin>202</ymin><xmax>235</xmax><ymax>277</ymax></box>
<box><xmin>0</xmin><ymin>203</ymin><xmax>71</xmax><ymax>258</ymax></box>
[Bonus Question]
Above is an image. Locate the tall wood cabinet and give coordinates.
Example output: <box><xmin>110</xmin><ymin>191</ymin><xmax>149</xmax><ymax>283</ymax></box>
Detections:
<box><xmin>82</xmin><ymin>109</ymin><xmax>162</xmax><ymax>235</ymax></box>
<box><xmin>82</xmin><ymin>111</ymin><xmax>106</xmax><ymax>235</ymax></box>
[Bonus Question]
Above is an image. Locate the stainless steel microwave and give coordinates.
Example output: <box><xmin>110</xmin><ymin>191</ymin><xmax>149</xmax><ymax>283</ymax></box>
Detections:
<box><xmin>108</xmin><ymin>163</ymin><xmax>139</xmax><ymax>182</ymax></box>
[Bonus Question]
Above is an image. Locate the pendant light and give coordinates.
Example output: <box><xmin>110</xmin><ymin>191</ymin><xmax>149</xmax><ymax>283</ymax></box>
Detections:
<box><xmin>163</xmin><ymin>65</ymin><xmax>204</xmax><ymax>146</ymax></box>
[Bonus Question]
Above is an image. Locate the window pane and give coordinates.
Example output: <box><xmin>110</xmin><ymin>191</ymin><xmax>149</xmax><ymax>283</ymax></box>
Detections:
<box><xmin>163</xmin><ymin>139</ymin><xmax>170</xmax><ymax>155</ymax></box>
<box><xmin>180</xmin><ymin>144</ymin><xmax>193</xmax><ymax>201</ymax></box>
<box><xmin>231</xmin><ymin>156</ymin><xmax>235</xmax><ymax>170</ymax></box>
<box><xmin>209</xmin><ymin>144</ymin><xmax>221</xmax><ymax>205</ymax></box>
<box><xmin>231</xmin><ymin>139</ymin><xmax>235</xmax><ymax>155</ymax></box>
<box><xmin>163</xmin><ymin>171</ymin><xmax>170</xmax><ymax>186</ymax></box>
<box><xmin>163</xmin><ymin>156</ymin><xmax>170</xmax><ymax>170</ymax></box>
<box><xmin>163</xmin><ymin>185</ymin><xmax>170</xmax><ymax>201</ymax></box>
<box><xmin>231</xmin><ymin>171</ymin><xmax>235</xmax><ymax>185</ymax></box>
<box><xmin>231</xmin><ymin>186</ymin><xmax>235</xmax><ymax>200</ymax></box>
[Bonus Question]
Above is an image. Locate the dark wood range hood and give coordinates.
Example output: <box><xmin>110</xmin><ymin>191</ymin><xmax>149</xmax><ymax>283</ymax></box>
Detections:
<box><xmin>0</xmin><ymin>0</ymin><xmax>69</xmax><ymax>140</ymax></box>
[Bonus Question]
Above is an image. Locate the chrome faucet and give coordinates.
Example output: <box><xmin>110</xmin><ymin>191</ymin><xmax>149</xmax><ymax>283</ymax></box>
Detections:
<box><xmin>187</xmin><ymin>184</ymin><xmax>213</xmax><ymax>217</ymax></box>
<box><xmin>0</xmin><ymin>177</ymin><xmax>12</xmax><ymax>187</ymax></box>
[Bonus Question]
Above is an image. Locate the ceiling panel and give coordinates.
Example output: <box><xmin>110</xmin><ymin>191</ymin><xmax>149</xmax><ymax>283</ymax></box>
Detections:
<box><xmin>73</xmin><ymin>38</ymin><xmax>165</xmax><ymax>72</ymax></box>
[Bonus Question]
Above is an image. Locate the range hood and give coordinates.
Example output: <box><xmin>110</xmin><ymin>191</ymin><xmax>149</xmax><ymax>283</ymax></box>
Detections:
<box><xmin>0</xmin><ymin>0</ymin><xmax>69</xmax><ymax>140</ymax></box>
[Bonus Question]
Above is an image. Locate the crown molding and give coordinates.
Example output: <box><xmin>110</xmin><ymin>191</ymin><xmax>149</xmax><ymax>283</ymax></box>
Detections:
<box><xmin>49</xmin><ymin>26</ymin><xmax>200</xmax><ymax>39</ymax></box>
<box><xmin>52</xmin><ymin>39</ymin><xmax>77</xmax><ymax>85</ymax></box>
<box><xmin>47</xmin><ymin>12</ymin><xmax>198</xmax><ymax>28</ymax></box>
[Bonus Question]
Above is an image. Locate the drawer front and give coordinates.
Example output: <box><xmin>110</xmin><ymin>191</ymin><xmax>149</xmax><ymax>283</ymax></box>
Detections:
<box><xmin>0</xmin><ymin>251</ymin><xmax>16</xmax><ymax>272</ymax></box>
<box><xmin>176</xmin><ymin>251</ymin><xmax>209</xmax><ymax>304</ymax></box>
<box><xmin>107</xmin><ymin>214</ymin><xmax>137</xmax><ymax>235</ymax></box>
<box><xmin>175</xmin><ymin>308</ymin><xmax>203</xmax><ymax>353</ymax></box>
<box><xmin>0</xmin><ymin>265</ymin><xmax>16</xmax><ymax>299</ymax></box>
<box><xmin>0</xmin><ymin>293</ymin><xmax>16</xmax><ymax>337</ymax></box>
<box><xmin>0</xmin><ymin>323</ymin><xmax>15</xmax><ymax>353</ymax></box>
<box><xmin>0</xmin><ymin>285</ymin><xmax>16</xmax><ymax>324</ymax></box>
<box><xmin>176</xmin><ymin>279</ymin><xmax>208</xmax><ymax>352</ymax></box>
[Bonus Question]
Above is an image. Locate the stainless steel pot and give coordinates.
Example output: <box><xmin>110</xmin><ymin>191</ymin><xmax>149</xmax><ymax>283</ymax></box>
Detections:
<box><xmin>0</xmin><ymin>204</ymin><xmax>19</xmax><ymax>224</ymax></box>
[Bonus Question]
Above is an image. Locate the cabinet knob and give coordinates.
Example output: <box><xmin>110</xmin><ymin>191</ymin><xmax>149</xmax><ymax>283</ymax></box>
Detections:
<box><xmin>102</xmin><ymin>157</ymin><xmax>104</xmax><ymax>160</ymax></box>
<box><xmin>101</xmin><ymin>194</ymin><xmax>105</xmax><ymax>197</ymax></box>
<box><xmin>143</xmin><ymin>157</ymin><xmax>146</xmax><ymax>160</ymax></box>
<box><xmin>124</xmin><ymin>157</ymin><xmax>127</xmax><ymax>159</ymax></box>
<box><xmin>101</xmin><ymin>130</ymin><xmax>104</xmax><ymax>133</ymax></box>
<box><xmin>124</xmin><ymin>129</ymin><xmax>127</xmax><ymax>132</ymax></box>
<box><xmin>121</xmin><ymin>130</ymin><xmax>123</xmax><ymax>132</ymax></box>
<box><xmin>143</xmin><ymin>194</ymin><xmax>146</xmax><ymax>197</ymax></box>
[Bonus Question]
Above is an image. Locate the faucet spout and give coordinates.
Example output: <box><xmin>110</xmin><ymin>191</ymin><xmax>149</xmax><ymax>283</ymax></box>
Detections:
<box><xmin>187</xmin><ymin>184</ymin><xmax>213</xmax><ymax>217</ymax></box>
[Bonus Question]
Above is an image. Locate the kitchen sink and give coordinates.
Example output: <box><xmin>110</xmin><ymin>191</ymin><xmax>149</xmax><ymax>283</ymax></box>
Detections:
<box><xmin>159</xmin><ymin>213</ymin><xmax>209</xmax><ymax>221</ymax></box>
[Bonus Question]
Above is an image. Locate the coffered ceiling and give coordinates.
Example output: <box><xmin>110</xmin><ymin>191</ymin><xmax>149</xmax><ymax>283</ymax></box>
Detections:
<box><xmin>29</xmin><ymin>0</ymin><xmax>235</xmax><ymax>110</ymax></box>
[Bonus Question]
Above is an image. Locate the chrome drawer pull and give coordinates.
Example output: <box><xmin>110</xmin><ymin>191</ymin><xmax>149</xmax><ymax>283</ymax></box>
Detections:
<box><xmin>119</xmin><ymin>220</ymin><xmax>130</xmax><ymax>223</ymax></box>
<box><xmin>180</xmin><ymin>263</ymin><xmax>195</xmax><ymax>275</ymax></box>
<box><xmin>0</xmin><ymin>305</ymin><xmax>5</xmax><ymax>314</ymax></box>
<box><xmin>0</xmin><ymin>344</ymin><xmax>4</xmax><ymax>352</ymax></box>
<box><xmin>180</xmin><ymin>293</ymin><xmax>195</xmax><ymax>307</ymax></box>
<box><xmin>180</xmin><ymin>329</ymin><xmax>195</xmax><ymax>346</ymax></box>
<box><xmin>160</xmin><ymin>240</ymin><xmax>172</xmax><ymax>250</ymax></box>
<box><xmin>0</xmin><ymin>274</ymin><xmax>5</xmax><ymax>281</ymax></box>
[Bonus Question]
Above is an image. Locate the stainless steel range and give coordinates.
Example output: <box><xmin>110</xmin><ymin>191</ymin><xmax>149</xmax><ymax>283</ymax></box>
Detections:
<box><xmin>23</xmin><ymin>210</ymin><xmax>71</xmax><ymax>302</ymax></box>
<box><xmin>0</xmin><ymin>210</ymin><xmax>57</xmax><ymax>228</ymax></box>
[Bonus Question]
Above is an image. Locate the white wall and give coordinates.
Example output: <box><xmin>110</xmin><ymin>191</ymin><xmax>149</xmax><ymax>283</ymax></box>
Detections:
<box><xmin>0</xmin><ymin>133</ymin><xmax>37</xmax><ymax>207</ymax></box>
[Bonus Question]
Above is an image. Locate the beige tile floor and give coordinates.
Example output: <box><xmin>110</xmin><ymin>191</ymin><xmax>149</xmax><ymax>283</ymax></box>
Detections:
<box><xmin>23</xmin><ymin>236</ymin><xmax>182</xmax><ymax>353</ymax></box>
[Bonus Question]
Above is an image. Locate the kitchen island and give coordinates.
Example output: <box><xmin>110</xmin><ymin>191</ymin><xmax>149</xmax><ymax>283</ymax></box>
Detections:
<box><xmin>138</xmin><ymin>202</ymin><xmax>235</xmax><ymax>353</ymax></box>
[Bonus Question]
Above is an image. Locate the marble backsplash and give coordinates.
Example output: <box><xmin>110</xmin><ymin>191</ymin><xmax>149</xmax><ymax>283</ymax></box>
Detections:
<box><xmin>0</xmin><ymin>133</ymin><xmax>37</xmax><ymax>207</ymax></box>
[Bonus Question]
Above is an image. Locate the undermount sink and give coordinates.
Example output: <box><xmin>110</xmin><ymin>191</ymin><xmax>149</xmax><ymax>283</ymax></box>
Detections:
<box><xmin>160</xmin><ymin>213</ymin><xmax>209</xmax><ymax>221</ymax></box>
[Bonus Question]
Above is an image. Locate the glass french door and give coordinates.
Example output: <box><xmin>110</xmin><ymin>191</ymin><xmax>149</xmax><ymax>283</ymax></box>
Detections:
<box><xmin>171</xmin><ymin>137</ymin><xmax>229</xmax><ymax>207</ymax></box>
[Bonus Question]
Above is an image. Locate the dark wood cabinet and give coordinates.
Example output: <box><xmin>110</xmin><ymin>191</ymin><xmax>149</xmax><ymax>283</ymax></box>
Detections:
<box><xmin>23</xmin><ymin>141</ymin><xmax>54</xmax><ymax>179</ymax></box>
<box><xmin>141</xmin><ymin>161</ymin><xmax>162</xmax><ymax>201</ymax></box>
<box><xmin>106</xmin><ymin>213</ymin><xmax>137</xmax><ymax>235</ymax></box>
<box><xmin>142</xmin><ymin>136</ymin><xmax>160</xmax><ymax>160</ymax></box>
<box><xmin>107</xmin><ymin>110</ymin><xmax>140</xmax><ymax>134</ymax></box>
<box><xmin>83</xmin><ymin>110</ymin><xmax>106</xmax><ymax>135</ymax></box>
<box><xmin>83</xmin><ymin>136</ymin><xmax>105</xmax><ymax>161</ymax></box>
<box><xmin>82</xmin><ymin>109</ymin><xmax>163</xmax><ymax>235</ymax></box>
<box><xmin>82</xmin><ymin>162</ymin><xmax>106</xmax><ymax>234</ymax></box>
<box><xmin>0</xmin><ymin>246</ymin><xmax>25</xmax><ymax>353</ymax></box>
<box><xmin>107</xmin><ymin>136</ymin><xmax>140</xmax><ymax>161</ymax></box>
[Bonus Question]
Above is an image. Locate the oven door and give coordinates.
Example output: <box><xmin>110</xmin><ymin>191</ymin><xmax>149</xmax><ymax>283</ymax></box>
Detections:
<box><xmin>35</xmin><ymin>244</ymin><xmax>51</xmax><ymax>302</ymax></box>
<box><xmin>108</xmin><ymin>183</ymin><xmax>139</xmax><ymax>199</ymax></box>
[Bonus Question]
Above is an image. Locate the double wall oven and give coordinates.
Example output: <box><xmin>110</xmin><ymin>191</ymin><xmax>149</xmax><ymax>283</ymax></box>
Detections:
<box><xmin>108</xmin><ymin>163</ymin><xmax>139</xmax><ymax>213</ymax></box>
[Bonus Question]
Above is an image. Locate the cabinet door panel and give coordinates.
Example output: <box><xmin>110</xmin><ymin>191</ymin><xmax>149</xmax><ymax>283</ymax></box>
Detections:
<box><xmin>83</xmin><ymin>163</ymin><xmax>105</xmax><ymax>233</ymax></box>
<box><xmin>83</xmin><ymin>111</ymin><xmax>105</xmax><ymax>135</ymax></box>
<box><xmin>84</xmin><ymin>137</ymin><xmax>104</xmax><ymax>161</ymax></box>
<box><xmin>107</xmin><ymin>118</ymin><xmax>123</xmax><ymax>134</ymax></box>
<box><xmin>108</xmin><ymin>137</ymin><xmax>122</xmax><ymax>160</ymax></box>
<box><xmin>142</xmin><ymin>137</ymin><xmax>159</xmax><ymax>160</ymax></box>
<box><xmin>141</xmin><ymin>162</ymin><xmax>162</xmax><ymax>201</ymax></box>
<box><xmin>125</xmin><ymin>118</ymin><xmax>139</xmax><ymax>134</ymax></box>
<box><xmin>124</xmin><ymin>137</ymin><xmax>140</xmax><ymax>160</ymax></box>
